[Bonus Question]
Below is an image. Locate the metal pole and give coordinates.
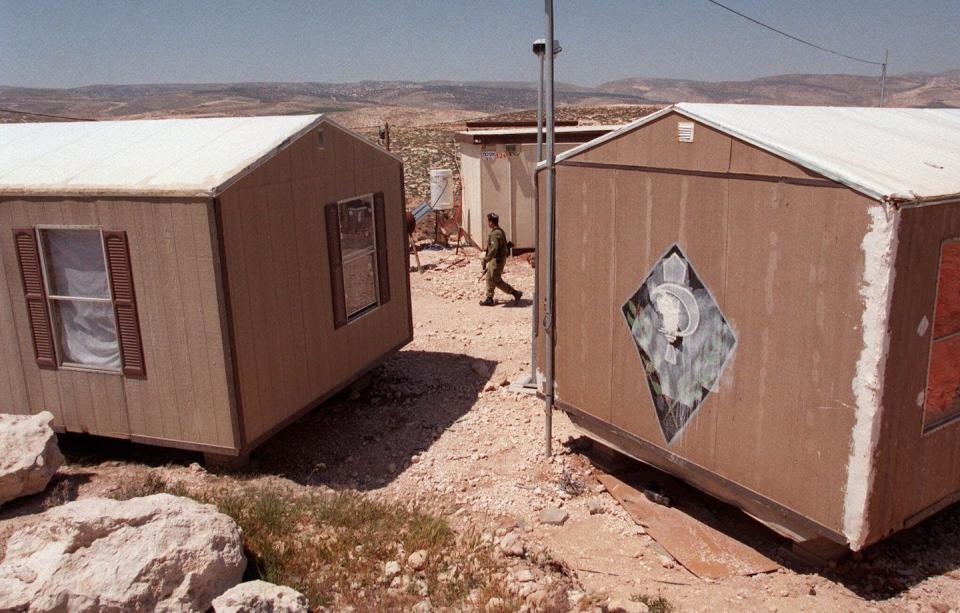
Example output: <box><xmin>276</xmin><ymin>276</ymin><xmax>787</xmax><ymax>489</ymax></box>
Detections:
<box><xmin>879</xmin><ymin>49</ymin><xmax>888</xmax><ymax>107</ymax></box>
<box><xmin>543</xmin><ymin>0</ymin><xmax>556</xmax><ymax>458</ymax></box>
<box><xmin>525</xmin><ymin>47</ymin><xmax>545</xmax><ymax>390</ymax></box>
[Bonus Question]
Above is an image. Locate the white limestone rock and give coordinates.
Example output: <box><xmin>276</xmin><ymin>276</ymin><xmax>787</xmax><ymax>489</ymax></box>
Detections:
<box><xmin>0</xmin><ymin>411</ymin><xmax>64</xmax><ymax>506</ymax></box>
<box><xmin>212</xmin><ymin>580</ymin><xmax>309</xmax><ymax>613</ymax></box>
<box><xmin>0</xmin><ymin>493</ymin><xmax>246</xmax><ymax>612</ymax></box>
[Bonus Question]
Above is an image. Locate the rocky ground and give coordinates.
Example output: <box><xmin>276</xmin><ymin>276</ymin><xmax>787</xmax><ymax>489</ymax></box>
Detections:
<box><xmin>4</xmin><ymin>246</ymin><xmax>960</xmax><ymax>611</ymax></box>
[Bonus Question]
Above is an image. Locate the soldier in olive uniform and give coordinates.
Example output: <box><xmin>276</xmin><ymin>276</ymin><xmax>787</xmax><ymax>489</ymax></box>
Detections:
<box><xmin>480</xmin><ymin>213</ymin><xmax>522</xmax><ymax>306</ymax></box>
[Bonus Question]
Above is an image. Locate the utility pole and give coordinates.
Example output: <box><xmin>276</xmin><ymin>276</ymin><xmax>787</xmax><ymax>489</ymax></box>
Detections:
<box><xmin>525</xmin><ymin>40</ymin><xmax>546</xmax><ymax>392</ymax></box>
<box><xmin>543</xmin><ymin>0</ymin><xmax>557</xmax><ymax>458</ymax></box>
<box><xmin>525</xmin><ymin>38</ymin><xmax>558</xmax><ymax>393</ymax></box>
<box><xmin>879</xmin><ymin>50</ymin><xmax>888</xmax><ymax>107</ymax></box>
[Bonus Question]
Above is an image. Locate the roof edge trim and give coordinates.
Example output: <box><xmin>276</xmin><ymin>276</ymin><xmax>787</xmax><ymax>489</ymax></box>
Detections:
<box><xmin>671</xmin><ymin>104</ymin><xmax>889</xmax><ymax>202</ymax></box>
<box><xmin>550</xmin><ymin>106</ymin><xmax>676</xmax><ymax>167</ymax></box>
<box><xmin>210</xmin><ymin>114</ymin><xmax>326</xmax><ymax>197</ymax></box>
<box><xmin>209</xmin><ymin>115</ymin><xmax>402</xmax><ymax>197</ymax></box>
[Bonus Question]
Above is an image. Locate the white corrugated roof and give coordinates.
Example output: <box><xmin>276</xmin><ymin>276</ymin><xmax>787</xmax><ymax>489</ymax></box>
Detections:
<box><xmin>0</xmin><ymin>114</ymin><xmax>328</xmax><ymax>197</ymax></box>
<box><xmin>556</xmin><ymin>104</ymin><xmax>960</xmax><ymax>203</ymax></box>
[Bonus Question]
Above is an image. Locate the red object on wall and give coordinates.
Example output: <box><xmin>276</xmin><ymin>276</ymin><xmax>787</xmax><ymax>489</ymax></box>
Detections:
<box><xmin>925</xmin><ymin>240</ymin><xmax>960</xmax><ymax>426</ymax></box>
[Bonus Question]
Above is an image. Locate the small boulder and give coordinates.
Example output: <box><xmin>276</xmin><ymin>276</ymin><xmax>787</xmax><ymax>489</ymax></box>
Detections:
<box><xmin>471</xmin><ymin>360</ymin><xmax>490</xmax><ymax>378</ymax></box>
<box><xmin>0</xmin><ymin>411</ymin><xmax>64</xmax><ymax>506</ymax></box>
<box><xmin>408</xmin><ymin>549</ymin><xmax>429</xmax><ymax>571</ymax></box>
<box><xmin>0</xmin><ymin>494</ymin><xmax>245</xmax><ymax>612</ymax></box>
<box><xmin>212</xmin><ymin>580</ymin><xmax>309</xmax><ymax>613</ymax></box>
<box><xmin>607</xmin><ymin>597</ymin><xmax>649</xmax><ymax>613</ymax></box>
<box><xmin>499</xmin><ymin>533</ymin><xmax>525</xmax><ymax>557</ymax></box>
<box><xmin>539</xmin><ymin>506</ymin><xmax>569</xmax><ymax>526</ymax></box>
<box><xmin>412</xmin><ymin>599</ymin><xmax>432</xmax><ymax>613</ymax></box>
<box><xmin>384</xmin><ymin>560</ymin><xmax>402</xmax><ymax>578</ymax></box>
<box><xmin>588</xmin><ymin>499</ymin><xmax>605</xmax><ymax>515</ymax></box>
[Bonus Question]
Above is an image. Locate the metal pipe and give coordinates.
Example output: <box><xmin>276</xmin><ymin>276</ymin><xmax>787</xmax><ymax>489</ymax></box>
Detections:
<box><xmin>543</xmin><ymin>0</ymin><xmax>557</xmax><ymax>458</ymax></box>
<box><xmin>879</xmin><ymin>49</ymin><xmax>888</xmax><ymax>107</ymax></box>
<box><xmin>526</xmin><ymin>44</ymin><xmax>545</xmax><ymax>389</ymax></box>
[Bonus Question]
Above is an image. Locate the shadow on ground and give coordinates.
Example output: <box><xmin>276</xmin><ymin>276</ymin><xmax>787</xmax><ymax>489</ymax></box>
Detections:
<box><xmin>252</xmin><ymin>350</ymin><xmax>495</xmax><ymax>491</ymax></box>
<box><xmin>571</xmin><ymin>435</ymin><xmax>960</xmax><ymax>602</ymax></box>
<box><xmin>0</xmin><ymin>472</ymin><xmax>95</xmax><ymax>521</ymax></box>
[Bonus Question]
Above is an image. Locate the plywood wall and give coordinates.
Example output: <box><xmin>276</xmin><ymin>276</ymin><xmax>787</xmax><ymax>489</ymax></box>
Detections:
<box><xmin>464</xmin><ymin>142</ymin><xmax>579</xmax><ymax>252</ymax></box>
<box><xmin>0</xmin><ymin>198</ymin><xmax>236</xmax><ymax>451</ymax></box>
<box><xmin>459</xmin><ymin>146</ymin><xmax>482</xmax><ymax>242</ymax></box>
<box><xmin>218</xmin><ymin>121</ymin><xmax>412</xmax><ymax>447</ymax></box>
<box><xmin>541</xmin><ymin>118</ymin><xmax>878</xmax><ymax>537</ymax></box>
<box><xmin>870</xmin><ymin>200</ymin><xmax>960</xmax><ymax>542</ymax></box>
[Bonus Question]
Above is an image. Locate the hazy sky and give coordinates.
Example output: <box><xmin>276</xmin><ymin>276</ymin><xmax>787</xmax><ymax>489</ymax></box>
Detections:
<box><xmin>1</xmin><ymin>1</ymin><xmax>958</xmax><ymax>88</ymax></box>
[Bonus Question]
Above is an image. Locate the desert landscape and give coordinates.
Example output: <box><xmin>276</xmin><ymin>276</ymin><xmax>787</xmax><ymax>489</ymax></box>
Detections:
<box><xmin>2</xmin><ymin>69</ymin><xmax>960</xmax><ymax>612</ymax></box>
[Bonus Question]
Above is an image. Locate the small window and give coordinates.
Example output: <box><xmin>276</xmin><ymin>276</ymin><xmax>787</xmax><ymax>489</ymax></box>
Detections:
<box><xmin>38</xmin><ymin>228</ymin><xmax>121</xmax><ymax>372</ymax></box>
<box><xmin>339</xmin><ymin>195</ymin><xmax>379</xmax><ymax>319</ymax></box>
<box><xmin>923</xmin><ymin>239</ymin><xmax>960</xmax><ymax>431</ymax></box>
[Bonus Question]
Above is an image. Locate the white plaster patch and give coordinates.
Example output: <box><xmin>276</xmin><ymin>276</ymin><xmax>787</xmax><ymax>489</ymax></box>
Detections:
<box><xmin>843</xmin><ymin>204</ymin><xmax>899</xmax><ymax>550</ymax></box>
<box><xmin>917</xmin><ymin>315</ymin><xmax>929</xmax><ymax>337</ymax></box>
<box><xmin>916</xmin><ymin>391</ymin><xmax>925</xmax><ymax>407</ymax></box>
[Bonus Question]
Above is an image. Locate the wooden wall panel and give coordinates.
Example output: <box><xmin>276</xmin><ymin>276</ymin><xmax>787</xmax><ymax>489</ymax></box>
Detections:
<box><xmin>0</xmin><ymin>205</ymin><xmax>34</xmax><ymax>416</ymax></box>
<box><xmin>571</xmin><ymin>111</ymin><xmax>818</xmax><ymax>183</ymax></box>
<box><xmin>0</xmin><ymin>197</ymin><xmax>236</xmax><ymax>451</ymax></box>
<box><xmin>546</xmin><ymin>149</ymin><xmax>872</xmax><ymax>534</ymax></box>
<box><xmin>220</xmin><ymin>121</ymin><xmax>412</xmax><ymax>445</ymax></box>
<box><xmin>553</xmin><ymin>166</ymin><xmax>615</xmax><ymax>424</ymax></box>
<box><xmin>870</xmin><ymin>201</ymin><xmax>960</xmax><ymax>542</ymax></box>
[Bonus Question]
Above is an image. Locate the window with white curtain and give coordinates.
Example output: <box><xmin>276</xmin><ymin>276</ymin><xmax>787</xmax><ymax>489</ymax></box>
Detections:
<box><xmin>338</xmin><ymin>195</ymin><xmax>379</xmax><ymax>319</ymax></box>
<box><xmin>38</xmin><ymin>228</ymin><xmax>121</xmax><ymax>372</ymax></box>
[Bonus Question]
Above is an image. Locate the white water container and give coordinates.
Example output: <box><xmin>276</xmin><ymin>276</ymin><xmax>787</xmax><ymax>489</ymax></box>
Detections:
<box><xmin>429</xmin><ymin>169</ymin><xmax>454</xmax><ymax>210</ymax></box>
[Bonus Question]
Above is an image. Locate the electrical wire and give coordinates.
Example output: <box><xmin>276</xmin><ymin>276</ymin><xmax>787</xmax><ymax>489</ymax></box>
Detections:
<box><xmin>705</xmin><ymin>0</ymin><xmax>884</xmax><ymax>66</ymax></box>
<box><xmin>0</xmin><ymin>107</ymin><xmax>96</xmax><ymax>121</ymax></box>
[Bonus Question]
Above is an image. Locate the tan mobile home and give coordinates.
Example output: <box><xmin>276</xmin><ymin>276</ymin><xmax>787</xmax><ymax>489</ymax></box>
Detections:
<box><xmin>456</xmin><ymin>124</ymin><xmax>621</xmax><ymax>251</ymax></box>
<box><xmin>0</xmin><ymin>114</ymin><xmax>412</xmax><ymax>460</ymax></box>
<box><xmin>540</xmin><ymin>103</ymin><xmax>960</xmax><ymax>550</ymax></box>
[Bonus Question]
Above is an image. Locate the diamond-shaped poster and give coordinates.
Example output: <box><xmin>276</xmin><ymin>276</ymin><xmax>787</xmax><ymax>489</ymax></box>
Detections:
<box><xmin>622</xmin><ymin>244</ymin><xmax>737</xmax><ymax>444</ymax></box>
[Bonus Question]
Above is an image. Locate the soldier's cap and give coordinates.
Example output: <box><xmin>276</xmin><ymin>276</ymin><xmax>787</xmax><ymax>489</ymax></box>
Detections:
<box><xmin>487</xmin><ymin>212</ymin><xmax>499</xmax><ymax>224</ymax></box>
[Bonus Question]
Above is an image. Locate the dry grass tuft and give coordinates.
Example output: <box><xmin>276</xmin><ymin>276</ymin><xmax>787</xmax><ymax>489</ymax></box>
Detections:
<box><xmin>632</xmin><ymin>592</ymin><xmax>674</xmax><ymax>613</ymax></box>
<box><xmin>109</xmin><ymin>472</ymin><xmax>519</xmax><ymax>610</ymax></box>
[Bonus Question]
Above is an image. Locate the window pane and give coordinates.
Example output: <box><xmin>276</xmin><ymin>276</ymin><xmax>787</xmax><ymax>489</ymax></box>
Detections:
<box><xmin>339</xmin><ymin>198</ymin><xmax>375</xmax><ymax>260</ymax></box>
<box><xmin>343</xmin><ymin>253</ymin><xmax>377</xmax><ymax>317</ymax></box>
<box><xmin>53</xmin><ymin>301</ymin><xmax>121</xmax><ymax>370</ymax></box>
<box><xmin>41</xmin><ymin>229</ymin><xmax>110</xmax><ymax>298</ymax></box>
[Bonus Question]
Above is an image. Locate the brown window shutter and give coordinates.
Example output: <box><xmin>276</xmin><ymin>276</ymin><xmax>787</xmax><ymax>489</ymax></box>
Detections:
<box><xmin>325</xmin><ymin>202</ymin><xmax>348</xmax><ymax>328</ymax></box>
<box><xmin>102</xmin><ymin>231</ymin><xmax>146</xmax><ymax>378</ymax></box>
<box><xmin>373</xmin><ymin>191</ymin><xmax>391</xmax><ymax>305</ymax></box>
<box><xmin>12</xmin><ymin>228</ymin><xmax>57</xmax><ymax>368</ymax></box>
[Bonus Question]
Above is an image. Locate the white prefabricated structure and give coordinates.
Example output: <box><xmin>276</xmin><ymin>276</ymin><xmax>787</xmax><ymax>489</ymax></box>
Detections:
<box><xmin>456</xmin><ymin>124</ymin><xmax>622</xmax><ymax>251</ymax></box>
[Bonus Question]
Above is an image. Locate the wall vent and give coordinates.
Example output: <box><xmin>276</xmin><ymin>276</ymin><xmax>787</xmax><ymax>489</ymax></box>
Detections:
<box><xmin>677</xmin><ymin>121</ymin><xmax>695</xmax><ymax>143</ymax></box>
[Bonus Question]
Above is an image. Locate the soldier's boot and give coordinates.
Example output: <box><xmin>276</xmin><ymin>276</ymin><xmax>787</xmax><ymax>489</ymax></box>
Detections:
<box><xmin>479</xmin><ymin>297</ymin><xmax>495</xmax><ymax>306</ymax></box>
<box><xmin>512</xmin><ymin>290</ymin><xmax>523</xmax><ymax>304</ymax></box>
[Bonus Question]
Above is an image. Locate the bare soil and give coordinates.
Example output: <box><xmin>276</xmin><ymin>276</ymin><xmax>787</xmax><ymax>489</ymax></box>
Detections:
<box><xmin>4</xmin><ymin>246</ymin><xmax>960</xmax><ymax>612</ymax></box>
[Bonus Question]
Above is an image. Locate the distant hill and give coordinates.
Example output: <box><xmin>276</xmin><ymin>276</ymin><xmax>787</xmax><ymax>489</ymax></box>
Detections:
<box><xmin>598</xmin><ymin>70</ymin><xmax>960</xmax><ymax>107</ymax></box>
<box><xmin>0</xmin><ymin>70</ymin><xmax>957</xmax><ymax>124</ymax></box>
<box><xmin>0</xmin><ymin>81</ymin><xmax>649</xmax><ymax>122</ymax></box>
